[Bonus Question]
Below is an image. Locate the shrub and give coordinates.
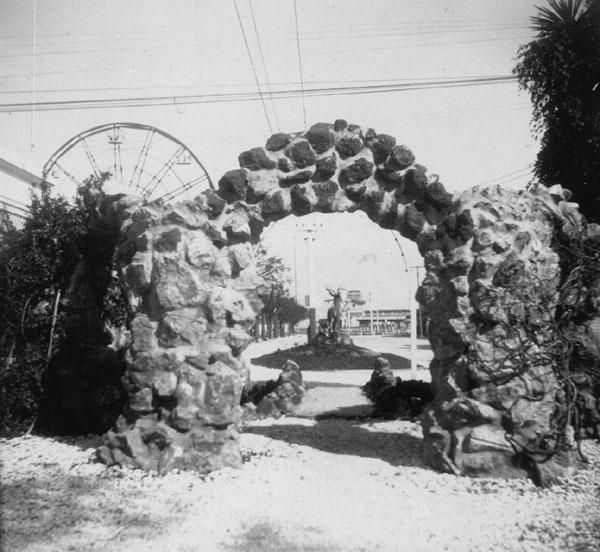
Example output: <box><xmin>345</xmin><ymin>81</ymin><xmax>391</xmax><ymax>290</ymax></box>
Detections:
<box><xmin>0</xmin><ymin>174</ymin><xmax>126</xmax><ymax>435</ymax></box>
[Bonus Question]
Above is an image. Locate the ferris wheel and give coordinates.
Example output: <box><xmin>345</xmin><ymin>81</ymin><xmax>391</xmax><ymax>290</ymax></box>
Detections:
<box><xmin>42</xmin><ymin>123</ymin><xmax>214</xmax><ymax>203</ymax></box>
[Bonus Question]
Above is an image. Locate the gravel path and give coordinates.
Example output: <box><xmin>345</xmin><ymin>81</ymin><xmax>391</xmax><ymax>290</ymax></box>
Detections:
<box><xmin>1</xmin><ymin>421</ymin><xmax>599</xmax><ymax>552</ymax></box>
<box><xmin>2</xmin><ymin>337</ymin><xmax>599</xmax><ymax>551</ymax></box>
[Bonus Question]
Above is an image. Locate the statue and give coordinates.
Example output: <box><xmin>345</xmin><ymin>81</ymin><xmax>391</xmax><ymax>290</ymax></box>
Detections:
<box><xmin>326</xmin><ymin>287</ymin><xmax>343</xmax><ymax>337</ymax></box>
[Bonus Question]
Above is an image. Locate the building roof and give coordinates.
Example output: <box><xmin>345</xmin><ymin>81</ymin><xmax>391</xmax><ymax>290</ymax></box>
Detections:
<box><xmin>0</xmin><ymin>145</ymin><xmax>49</xmax><ymax>190</ymax></box>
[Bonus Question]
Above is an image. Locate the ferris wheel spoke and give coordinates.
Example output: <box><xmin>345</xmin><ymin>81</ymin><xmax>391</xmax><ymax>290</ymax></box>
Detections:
<box><xmin>130</xmin><ymin>130</ymin><xmax>155</xmax><ymax>190</ymax></box>
<box><xmin>55</xmin><ymin>162</ymin><xmax>83</xmax><ymax>188</ymax></box>
<box><xmin>156</xmin><ymin>174</ymin><xmax>209</xmax><ymax>203</ymax></box>
<box><xmin>80</xmin><ymin>138</ymin><xmax>102</xmax><ymax>179</ymax></box>
<box><xmin>108</xmin><ymin>124</ymin><xmax>123</xmax><ymax>185</ymax></box>
<box><xmin>116</xmin><ymin>143</ymin><xmax>124</xmax><ymax>187</ymax></box>
<box><xmin>140</xmin><ymin>146</ymin><xmax>185</xmax><ymax>197</ymax></box>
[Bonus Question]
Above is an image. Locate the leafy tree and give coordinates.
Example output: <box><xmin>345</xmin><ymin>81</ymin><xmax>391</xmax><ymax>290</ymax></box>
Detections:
<box><xmin>276</xmin><ymin>296</ymin><xmax>309</xmax><ymax>329</ymax></box>
<box><xmin>514</xmin><ymin>0</ymin><xmax>600</xmax><ymax>222</ymax></box>
<box><xmin>255</xmin><ymin>246</ymin><xmax>307</xmax><ymax>337</ymax></box>
<box><xmin>0</xmin><ymin>173</ymin><xmax>120</xmax><ymax>434</ymax></box>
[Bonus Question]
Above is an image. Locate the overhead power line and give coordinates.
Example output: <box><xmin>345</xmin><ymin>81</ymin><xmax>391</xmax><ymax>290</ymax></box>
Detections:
<box><xmin>233</xmin><ymin>0</ymin><xmax>273</xmax><ymax>134</ymax></box>
<box><xmin>293</xmin><ymin>0</ymin><xmax>307</xmax><ymax>131</ymax></box>
<box><xmin>0</xmin><ymin>75</ymin><xmax>518</xmax><ymax>113</ymax></box>
<box><xmin>0</xmin><ymin>16</ymin><xmax>528</xmax><ymax>43</ymax></box>
<box><xmin>306</xmin><ymin>34</ymin><xmax>533</xmax><ymax>56</ymax></box>
<box><xmin>0</xmin><ymin>36</ymin><xmax>531</xmax><ymax>81</ymax></box>
<box><xmin>248</xmin><ymin>0</ymin><xmax>280</xmax><ymax>132</ymax></box>
<box><xmin>477</xmin><ymin>165</ymin><xmax>533</xmax><ymax>187</ymax></box>
<box><xmin>0</xmin><ymin>74</ymin><xmax>510</xmax><ymax>95</ymax></box>
<box><xmin>494</xmin><ymin>171</ymin><xmax>535</xmax><ymax>187</ymax></box>
<box><xmin>0</xmin><ymin>25</ymin><xmax>530</xmax><ymax>58</ymax></box>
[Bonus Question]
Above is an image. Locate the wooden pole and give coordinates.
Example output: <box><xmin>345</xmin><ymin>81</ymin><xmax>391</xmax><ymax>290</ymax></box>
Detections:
<box><xmin>409</xmin><ymin>270</ymin><xmax>418</xmax><ymax>379</ymax></box>
<box><xmin>46</xmin><ymin>289</ymin><xmax>61</xmax><ymax>361</ymax></box>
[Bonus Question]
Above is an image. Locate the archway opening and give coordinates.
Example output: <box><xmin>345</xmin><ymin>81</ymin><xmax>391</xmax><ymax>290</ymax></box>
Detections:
<box><xmin>244</xmin><ymin>210</ymin><xmax>429</xmax><ymax>418</ymax></box>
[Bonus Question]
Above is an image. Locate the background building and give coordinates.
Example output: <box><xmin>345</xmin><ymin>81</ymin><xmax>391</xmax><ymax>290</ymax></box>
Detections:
<box><xmin>0</xmin><ymin>146</ymin><xmax>48</xmax><ymax>225</ymax></box>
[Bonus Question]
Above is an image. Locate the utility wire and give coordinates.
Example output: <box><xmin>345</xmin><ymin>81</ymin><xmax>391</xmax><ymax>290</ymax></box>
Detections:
<box><xmin>248</xmin><ymin>0</ymin><xmax>280</xmax><ymax>132</ymax></box>
<box><xmin>0</xmin><ymin>74</ymin><xmax>511</xmax><ymax>95</ymax></box>
<box><xmin>233</xmin><ymin>0</ymin><xmax>273</xmax><ymax>134</ymax></box>
<box><xmin>293</xmin><ymin>0</ymin><xmax>307</xmax><ymax>131</ymax></box>
<box><xmin>492</xmin><ymin>171</ymin><xmax>535</xmax><ymax>187</ymax></box>
<box><xmin>477</xmin><ymin>165</ymin><xmax>533</xmax><ymax>187</ymax></box>
<box><xmin>294</xmin><ymin>24</ymin><xmax>530</xmax><ymax>42</ymax></box>
<box><xmin>0</xmin><ymin>25</ymin><xmax>531</xmax><ymax>57</ymax></box>
<box><xmin>0</xmin><ymin>16</ymin><xmax>528</xmax><ymax>42</ymax></box>
<box><xmin>305</xmin><ymin>34</ymin><xmax>533</xmax><ymax>56</ymax></box>
<box><xmin>0</xmin><ymin>35</ymin><xmax>530</xmax><ymax>81</ymax></box>
<box><xmin>390</xmin><ymin>231</ymin><xmax>409</xmax><ymax>273</ymax></box>
<box><xmin>0</xmin><ymin>75</ymin><xmax>519</xmax><ymax>113</ymax></box>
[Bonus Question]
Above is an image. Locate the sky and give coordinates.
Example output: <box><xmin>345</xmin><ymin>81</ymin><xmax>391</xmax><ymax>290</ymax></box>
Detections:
<box><xmin>0</xmin><ymin>0</ymin><xmax>543</xmax><ymax>315</ymax></box>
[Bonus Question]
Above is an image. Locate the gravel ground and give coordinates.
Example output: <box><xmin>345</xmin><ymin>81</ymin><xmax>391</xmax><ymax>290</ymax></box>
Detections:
<box><xmin>1</xmin><ymin>420</ymin><xmax>599</xmax><ymax>552</ymax></box>
<box><xmin>2</xmin><ymin>337</ymin><xmax>599</xmax><ymax>551</ymax></box>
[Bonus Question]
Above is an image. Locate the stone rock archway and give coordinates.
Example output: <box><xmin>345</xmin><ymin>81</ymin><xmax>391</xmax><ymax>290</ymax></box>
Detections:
<box><xmin>96</xmin><ymin>119</ymin><xmax>584</xmax><ymax>482</ymax></box>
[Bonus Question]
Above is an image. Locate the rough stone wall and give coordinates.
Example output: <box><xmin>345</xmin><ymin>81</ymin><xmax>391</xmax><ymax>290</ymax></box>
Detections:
<box><xmin>98</xmin><ymin>119</ymin><xmax>585</xmax><ymax>481</ymax></box>
<box><xmin>241</xmin><ymin>359</ymin><xmax>305</xmax><ymax>419</ymax></box>
<box><xmin>418</xmin><ymin>184</ymin><xmax>584</xmax><ymax>483</ymax></box>
<box><xmin>97</xmin><ymin>193</ymin><xmax>265</xmax><ymax>473</ymax></box>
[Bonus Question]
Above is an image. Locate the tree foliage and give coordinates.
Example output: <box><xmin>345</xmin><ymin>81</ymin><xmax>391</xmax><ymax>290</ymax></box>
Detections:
<box><xmin>0</xmin><ymin>174</ymin><xmax>120</xmax><ymax>434</ymax></box>
<box><xmin>514</xmin><ymin>0</ymin><xmax>600</xmax><ymax>222</ymax></box>
<box><xmin>255</xmin><ymin>246</ymin><xmax>307</xmax><ymax>334</ymax></box>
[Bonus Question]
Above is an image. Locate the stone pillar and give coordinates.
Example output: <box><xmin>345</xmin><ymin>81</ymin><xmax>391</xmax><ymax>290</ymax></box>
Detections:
<box><xmin>97</xmin><ymin>193</ymin><xmax>265</xmax><ymax>474</ymax></box>
<box><xmin>418</xmin><ymin>185</ymin><xmax>584</xmax><ymax>483</ymax></box>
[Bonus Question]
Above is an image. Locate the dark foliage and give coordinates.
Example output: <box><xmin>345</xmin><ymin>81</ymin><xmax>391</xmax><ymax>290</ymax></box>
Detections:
<box><xmin>364</xmin><ymin>378</ymin><xmax>433</xmax><ymax>420</ymax></box>
<box><xmin>552</xmin><ymin>220</ymin><xmax>600</xmax><ymax>441</ymax></box>
<box><xmin>0</xmin><ymin>174</ymin><xmax>127</xmax><ymax>435</ymax></box>
<box><xmin>240</xmin><ymin>380</ymin><xmax>279</xmax><ymax>406</ymax></box>
<box><xmin>255</xmin><ymin>246</ymin><xmax>308</xmax><ymax>337</ymax></box>
<box><xmin>37</xmin><ymin>343</ymin><xmax>127</xmax><ymax>435</ymax></box>
<box><xmin>363</xmin><ymin>358</ymin><xmax>433</xmax><ymax>419</ymax></box>
<box><xmin>514</xmin><ymin>0</ymin><xmax>600</xmax><ymax>222</ymax></box>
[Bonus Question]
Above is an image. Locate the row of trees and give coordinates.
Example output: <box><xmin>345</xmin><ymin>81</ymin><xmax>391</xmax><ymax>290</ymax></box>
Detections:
<box><xmin>255</xmin><ymin>246</ymin><xmax>308</xmax><ymax>339</ymax></box>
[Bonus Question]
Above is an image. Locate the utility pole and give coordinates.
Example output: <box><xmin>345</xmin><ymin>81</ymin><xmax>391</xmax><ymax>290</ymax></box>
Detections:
<box><xmin>409</xmin><ymin>265</ymin><xmax>425</xmax><ymax>379</ymax></box>
<box><xmin>297</xmin><ymin>220</ymin><xmax>322</xmax><ymax>342</ymax></box>
<box><xmin>293</xmin><ymin>234</ymin><xmax>298</xmax><ymax>302</ymax></box>
<box><xmin>369</xmin><ymin>292</ymin><xmax>374</xmax><ymax>336</ymax></box>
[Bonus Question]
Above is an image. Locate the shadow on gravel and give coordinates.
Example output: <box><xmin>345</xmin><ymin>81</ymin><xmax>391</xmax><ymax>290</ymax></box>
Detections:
<box><xmin>1</xmin><ymin>470</ymin><xmax>172</xmax><ymax>551</ymax></box>
<box><xmin>244</xmin><ymin>419</ymin><xmax>425</xmax><ymax>469</ymax></box>
<box><xmin>312</xmin><ymin>405</ymin><xmax>373</xmax><ymax>419</ymax></box>
<box><xmin>51</xmin><ymin>434</ymin><xmax>104</xmax><ymax>451</ymax></box>
<box><xmin>221</xmin><ymin>520</ymin><xmax>353</xmax><ymax>552</ymax></box>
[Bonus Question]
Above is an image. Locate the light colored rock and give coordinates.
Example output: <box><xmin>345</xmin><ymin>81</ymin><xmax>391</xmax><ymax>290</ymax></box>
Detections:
<box><xmin>154</xmin><ymin>371</ymin><xmax>178</xmax><ymax>397</ymax></box>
